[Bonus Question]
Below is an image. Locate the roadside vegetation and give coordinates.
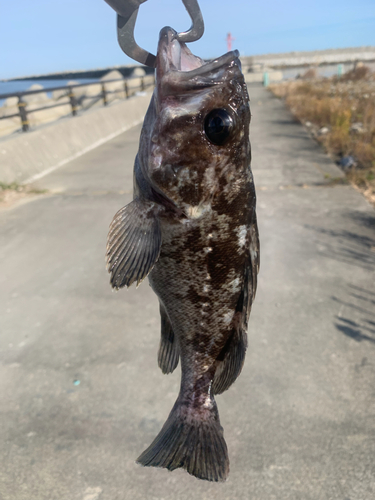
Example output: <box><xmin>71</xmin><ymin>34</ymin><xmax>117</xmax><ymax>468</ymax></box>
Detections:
<box><xmin>269</xmin><ymin>66</ymin><xmax>375</xmax><ymax>205</ymax></box>
<box><xmin>0</xmin><ymin>182</ymin><xmax>47</xmax><ymax>207</ymax></box>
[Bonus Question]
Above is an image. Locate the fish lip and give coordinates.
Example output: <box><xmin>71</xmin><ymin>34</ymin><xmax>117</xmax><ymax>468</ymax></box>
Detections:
<box><xmin>181</xmin><ymin>50</ymin><xmax>240</xmax><ymax>79</ymax></box>
<box><xmin>157</xmin><ymin>27</ymin><xmax>182</xmax><ymax>73</ymax></box>
<box><xmin>157</xmin><ymin>26</ymin><xmax>239</xmax><ymax>79</ymax></box>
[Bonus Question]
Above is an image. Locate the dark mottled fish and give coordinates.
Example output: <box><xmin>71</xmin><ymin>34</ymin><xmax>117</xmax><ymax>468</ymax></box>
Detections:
<box><xmin>106</xmin><ymin>26</ymin><xmax>259</xmax><ymax>482</ymax></box>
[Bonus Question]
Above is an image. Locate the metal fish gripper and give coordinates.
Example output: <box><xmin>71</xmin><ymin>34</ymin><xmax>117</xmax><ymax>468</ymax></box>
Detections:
<box><xmin>103</xmin><ymin>0</ymin><xmax>205</xmax><ymax>67</ymax></box>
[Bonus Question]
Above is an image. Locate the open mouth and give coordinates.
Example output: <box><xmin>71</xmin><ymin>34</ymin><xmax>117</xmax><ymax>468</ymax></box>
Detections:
<box><xmin>157</xmin><ymin>27</ymin><xmax>239</xmax><ymax>78</ymax></box>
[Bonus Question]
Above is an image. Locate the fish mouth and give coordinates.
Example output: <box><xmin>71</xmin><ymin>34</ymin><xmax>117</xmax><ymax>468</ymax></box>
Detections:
<box><xmin>156</xmin><ymin>26</ymin><xmax>239</xmax><ymax>81</ymax></box>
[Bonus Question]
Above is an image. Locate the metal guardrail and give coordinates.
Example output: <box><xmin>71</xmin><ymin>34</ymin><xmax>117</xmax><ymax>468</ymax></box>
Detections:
<box><xmin>0</xmin><ymin>75</ymin><xmax>155</xmax><ymax>132</ymax></box>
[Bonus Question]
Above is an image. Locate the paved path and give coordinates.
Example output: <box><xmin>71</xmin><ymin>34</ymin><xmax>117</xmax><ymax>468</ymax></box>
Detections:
<box><xmin>1</xmin><ymin>84</ymin><xmax>374</xmax><ymax>500</ymax></box>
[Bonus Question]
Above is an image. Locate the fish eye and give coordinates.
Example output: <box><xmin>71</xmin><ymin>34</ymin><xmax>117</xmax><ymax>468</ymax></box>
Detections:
<box><xmin>204</xmin><ymin>109</ymin><xmax>234</xmax><ymax>146</ymax></box>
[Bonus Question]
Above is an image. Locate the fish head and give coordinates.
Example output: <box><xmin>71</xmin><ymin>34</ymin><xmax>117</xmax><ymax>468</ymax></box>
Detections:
<box><xmin>139</xmin><ymin>27</ymin><xmax>251</xmax><ymax>214</ymax></box>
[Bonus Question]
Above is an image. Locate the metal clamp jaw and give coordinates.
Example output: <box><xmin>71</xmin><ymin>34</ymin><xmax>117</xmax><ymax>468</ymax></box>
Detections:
<box><xmin>104</xmin><ymin>0</ymin><xmax>204</xmax><ymax>67</ymax></box>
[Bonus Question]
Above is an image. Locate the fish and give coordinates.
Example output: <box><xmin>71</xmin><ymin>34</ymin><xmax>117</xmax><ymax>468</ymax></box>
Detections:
<box><xmin>106</xmin><ymin>26</ymin><xmax>259</xmax><ymax>482</ymax></box>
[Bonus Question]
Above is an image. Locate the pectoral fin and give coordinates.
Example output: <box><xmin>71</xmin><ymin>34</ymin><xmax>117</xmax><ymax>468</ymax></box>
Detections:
<box><xmin>106</xmin><ymin>198</ymin><xmax>161</xmax><ymax>289</ymax></box>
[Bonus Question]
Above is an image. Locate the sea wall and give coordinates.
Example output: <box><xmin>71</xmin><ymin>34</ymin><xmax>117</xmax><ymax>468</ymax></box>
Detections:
<box><xmin>245</xmin><ymin>71</ymin><xmax>283</xmax><ymax>83</ymax></box>
<box><xmin>241</xmin><ymin>46</ymin><xmax>375</xmax><ymax>69</ymax></box>
<box><xmin>0</xmin><ymin>91</ymin><xmax>152</xmax><ymax>184</ymax></box>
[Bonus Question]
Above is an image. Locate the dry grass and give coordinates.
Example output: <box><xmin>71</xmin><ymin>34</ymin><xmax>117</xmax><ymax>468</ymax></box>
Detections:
<box><xmin>0</xmin><ymin>182</ymin><xmax>47</xmax><ymax>208</ymax></box>
<box><xmin>269</xmin><ymin>67</ymin><xmax>375</xmax><ymax>205</ymax></box>
<box><xmin>300</xmin><ymin>68</ymin><xmax>319</xmax><ymax>80</ymax></box>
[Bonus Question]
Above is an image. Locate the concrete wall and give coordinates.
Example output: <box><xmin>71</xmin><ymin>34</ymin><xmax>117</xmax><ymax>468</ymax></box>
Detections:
<box><xmin>0</xmin><ymin>91</ymin><xmax>153</xmax><ymax>185</ymax></box>
<box><xmin>245</xmin><ymin>71</ymin><xmax>283</xmax><ymax>83</ymax></box>
<box><xmin>241</xmin><ymin>46</ymin><xmax>375</xmax><ymax>69</ymax></box>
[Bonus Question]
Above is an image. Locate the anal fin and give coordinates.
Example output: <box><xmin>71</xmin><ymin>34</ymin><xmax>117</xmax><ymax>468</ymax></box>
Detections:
<box><xmin>158</xmin><ymin>304</ymin><xmax>179</xmax><ymax>374</ymax></box>
<box><xmin>106</xmin><ymin>197</ymin><xmax>161</xmax><ymax>289</ymax></box>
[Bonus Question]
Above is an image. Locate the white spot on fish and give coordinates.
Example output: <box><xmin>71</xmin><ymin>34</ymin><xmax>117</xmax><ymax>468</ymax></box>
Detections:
<box><xmin>203</xmin><ymin>394</ymin><xmax>212</xmax><ymax>408</ymax></box>
<box><xmin>250</xmin><ymin>247</ymin><xmax>258</xmax><ymax>262</ymax></box>
<box><xmin>161</xmin><ymin>97</ymin><xmax>202</xmax><ymax>122</ymax></box>
<box><xmin>237</xmin><ymin>225</ymin><xmax>247</xmax><ymax>249</ymax></box>
<box><xmin>187</xmin><ymin>203</ymin><xmax>211</xmax><ymax>219</ymax></box>
<box><xmin>222</xmin><ymin>310</ymin><xmax>234</xmax><ymax>325</ymax></box>
<box><xmin>228</xmin><ymin>277</ymin><xmax>240</xmax><ymax>293</ymax></box>
<box><xmin>204</xmin><ymin>247</ymin><xmax>213</xmax><ymax>253</ymax></box>
<box><xmin>203</xmin><ymin>165</ymin><xmax>218</xmax><ymax>193</ymax></box>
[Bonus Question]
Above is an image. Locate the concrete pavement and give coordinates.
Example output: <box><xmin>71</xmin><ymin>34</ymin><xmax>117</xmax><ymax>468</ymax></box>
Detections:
<box><xmin>0</xmin><ymin>84</ymin><xmax>374</xmax><ymax>500</ymax></box>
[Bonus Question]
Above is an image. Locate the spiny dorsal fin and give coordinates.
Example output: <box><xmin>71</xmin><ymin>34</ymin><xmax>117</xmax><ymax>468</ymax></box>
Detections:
<box><xmin>106</xmin><ymin>198</ymin><xmax>161</xmax><ymax>289</ymax></box>
<box><xmin>158</xmin><ymin>304</ymin><xmax>179</xmax><ymax>374</ymax></box>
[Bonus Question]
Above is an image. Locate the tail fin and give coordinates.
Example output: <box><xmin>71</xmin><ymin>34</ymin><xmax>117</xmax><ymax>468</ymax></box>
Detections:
<box><xmin>136</xmin><ymin>397</ymin><xmax>229</xmax><ymax>482</ymax></box>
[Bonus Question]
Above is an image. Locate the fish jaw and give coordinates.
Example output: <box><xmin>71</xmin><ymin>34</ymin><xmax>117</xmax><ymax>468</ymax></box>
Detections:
<box><xmin>156</xmin><ymin>26</ymin><xmax>204</xmax><ymax>77</ymax></box>
<box><xmin>155</xmin><ymin>26</ymin><xmax>241</xmax><ymax>98</ymax></box>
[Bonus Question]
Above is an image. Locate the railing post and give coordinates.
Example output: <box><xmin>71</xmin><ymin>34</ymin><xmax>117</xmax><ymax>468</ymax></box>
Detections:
<box><xmin>17</xmin><ymin>96</ymin><xmax>29</xmax><ymax>132</ymax></box>
<box><xmin>101</xmin><ymin>83</ymin><xmax>108</xmax><ymax>106</ymax></box>
<box><xmin>68</xmin><ymin>87</ymin><xmax>78</xmax><ymax>116</ymax></box>
<box><xmin>124</xmin><ymin>80</ymin><xmax>129</xmax><ymax>98</ymax></box>
<box><xmin>141</xmin><ymin>76</ymin><xmax>145</xmax><ymax>91</ymax></box>
<box><xmin>263</xmin><ymin>72</ymin><xmax>269</xmax><ymax>87</ymax></box>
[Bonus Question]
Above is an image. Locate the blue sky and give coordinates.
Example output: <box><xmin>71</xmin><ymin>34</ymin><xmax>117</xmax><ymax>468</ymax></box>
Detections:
<box><xmin>0</xmin><ymin>0</ymin><xmax>374</xmax><ymax>79</ymax></box>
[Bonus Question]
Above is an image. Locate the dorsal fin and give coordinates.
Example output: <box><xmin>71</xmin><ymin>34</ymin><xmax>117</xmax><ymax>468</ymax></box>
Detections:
<box><xmin>213</xmin><ymin>213</ymin><xmax>259</xmax><ymax>395</ymax></box>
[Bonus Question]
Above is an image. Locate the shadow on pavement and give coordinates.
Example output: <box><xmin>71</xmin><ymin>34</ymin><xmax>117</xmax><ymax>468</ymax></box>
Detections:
<box><xmin>335</xmin><ymin>316</ymin><xmax>375</xmax><ymax>344</ymax></box>
<box><xmin>348</xmin><ymin>211</ymin><xmax>375</xmax><ymax>229</ymax></box>
<box><xmin>332</xmin><ymin>295</ymin><xmax>375</xmax><ymax>318</ymax></box>
<box><xmin>333</xmin><ymin>282</ymin><xmax>375</xmax><ymax>344</ymax></box>
<box><xmin>305</xmin><ymin>210</ymin><xmax>375</xmax><ymax>344</ymax></box>
<box><xmin>305</xmin><ymin>210</ymin><xmax>375</xmax><ymax>271</ymax></box>
<box><xmin>271</xmin><ymin>119</ymin><xmax>299</xmax><ymax>126</ymax></box>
